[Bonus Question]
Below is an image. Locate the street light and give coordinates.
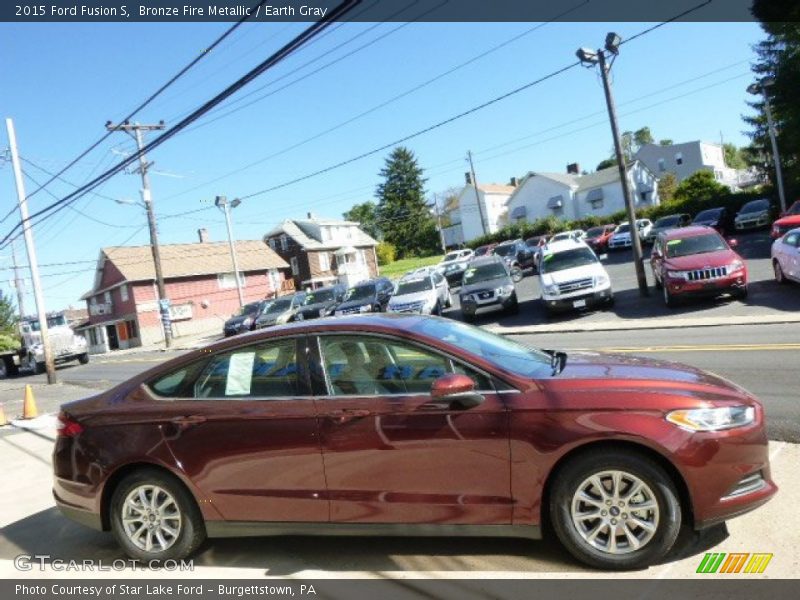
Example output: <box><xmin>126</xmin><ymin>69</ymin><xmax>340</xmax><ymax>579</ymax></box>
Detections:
<box><xmin>747</xmin><ymin>78</ymin><xmax>786</xmax><ymax>213</ymax></box>
<box><xmin>576</xmin><ymin>33</ymin><xmax>649</xmax><ymax>296</ymax></box>
<box><xmin>215</xmin><ymin>195</ymin><xmax>245</xmax><ymax>308</ymax></box>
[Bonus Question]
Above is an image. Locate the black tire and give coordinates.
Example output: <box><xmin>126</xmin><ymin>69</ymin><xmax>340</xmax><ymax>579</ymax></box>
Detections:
<box><xmin>506</xmin><ymin>294</ymin><xmax>520</xmax><ymax>315</ymax></box>
<box><xmin>733</xmin><ymin>286</ymin><xmax>748</xmax><ymax>301</ymax></box>
<box><xmin>110</xmin><ymin>468</ymin><xmax>206</xmax><ymax>562</ymax></box>
<box><xmin>433</xmin><ymin>301</ymin><xmax>442</xmax><ymax>316</ymax></box>
<box><xmin>663</xmin><ymin>284</ymin><xmax>677</xmax><ymax>308</ymax></box>
<box><xmin>510</xmin><ymin>267</ymin><xmax>523</xmax><ymax>283</ymax></box>
<box><xmin>653</xmin><ymin>271</ymin><xmax>663</xmax><ymax>290</ymax></box>
<box><xmin>549</xmin><ymin>450</ymin><xmax>682</xmax><ymax>570</ymax></box>
<box><xmin>773</xmin><ymin>260</ymin><xmax>786</xmax><ymax>285</ymax></box>
<box><xmin>27</xmin><ymin>355</ymin><xmax>44</xmax><ymax>375</ymax></box>
<box><xmin>604</xmin><ymin>295</ymin><xmax>615</xmax><ymax>309</ymax></box>
<box><xmin>78</xmin><ymin>353</ymin><xmax>90</xmax><ymax>365</ymax></box>
<box><xmin>462</xmin><ymin>311</ymin><xmax>475</xmax><ymax>323</ymax></box>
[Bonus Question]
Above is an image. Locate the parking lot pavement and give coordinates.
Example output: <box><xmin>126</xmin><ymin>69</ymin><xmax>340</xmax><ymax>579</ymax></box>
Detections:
<box><xmin>443</xmin><ymin>231</ymin><xmax>800</xmax><ymax>332</ymax></box>
<box><xmin>0</xmin><ymin>425</ymin><xmax>796</xmax><ymax>579</ymax></box>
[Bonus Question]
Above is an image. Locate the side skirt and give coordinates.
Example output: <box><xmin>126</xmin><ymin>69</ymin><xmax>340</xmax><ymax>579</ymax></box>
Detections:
<box><xmin>206</xmin><ymin>522</ymin><xmax>541</xmax><ymax>540</ymax></box>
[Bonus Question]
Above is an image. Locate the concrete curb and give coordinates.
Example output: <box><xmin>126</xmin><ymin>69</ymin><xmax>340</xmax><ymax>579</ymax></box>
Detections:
<box><xmin>488</xmin><ymin>314</ymin><xmax>800</xmax><ymax>335</ymax></box>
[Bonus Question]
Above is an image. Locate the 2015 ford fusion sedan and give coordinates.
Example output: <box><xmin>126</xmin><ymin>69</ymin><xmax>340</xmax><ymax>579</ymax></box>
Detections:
<box><xmin>53</xmin><ymin>314</ymin><xmax>776</xmax><ymax>570</ymax></box>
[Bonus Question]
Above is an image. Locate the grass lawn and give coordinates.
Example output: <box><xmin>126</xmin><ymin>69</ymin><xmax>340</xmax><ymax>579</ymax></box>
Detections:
<box><xmin>378</xmin><ymin>254</ymin><xmax>443</xmax><ymax>280</ymax></box>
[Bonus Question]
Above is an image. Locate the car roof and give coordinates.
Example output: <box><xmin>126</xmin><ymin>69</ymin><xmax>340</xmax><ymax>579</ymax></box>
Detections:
<box><xmin>659</xmin><ymin>225</ymin><xmax>718</xmax><ymax>240</ymax></box>
<box><xmin>543</xmin><ymin>238</ymin><xmax>589</xmax><ymax>252</ymax></box>
<box><xmin>468</xmin><ymin>255</ymin><xmax>504</xmax><ymax>266</ymax></box>
<box><xmin>495</xmin><ymin>239</ymin><xmax>521</xmax><ymax>246</ymax></box>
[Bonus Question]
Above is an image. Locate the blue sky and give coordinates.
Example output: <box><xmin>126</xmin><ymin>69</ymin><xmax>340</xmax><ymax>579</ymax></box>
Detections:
<box><xmin>0</xmin><ymin>17</ymin><xmax>764</xmax><ymax>311</ymax></box>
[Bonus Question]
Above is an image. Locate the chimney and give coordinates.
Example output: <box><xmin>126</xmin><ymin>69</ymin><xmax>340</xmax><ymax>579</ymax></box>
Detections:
<box><xmin>307</xmin><ymin>211</ymin><xmax>315</xmax><ymax>219</ymax></box>
<box><xmin>197</xmin><ymin>228</ymin><xmax>209</xmax><ymax>243</ymax></box>
<box><xmin>509</xmin><ymin>176</ymin><xmax>518</xmax><ymax>187</ymax></box>
<box><xmin>566</xmin><ymin>162</ymin><xmax>580</xmax><ymax>175</ymax></box>
<box><xmin>464</xmin><ymin>172</ymin><xmax>472</xmax><ymax>185</ymax></box>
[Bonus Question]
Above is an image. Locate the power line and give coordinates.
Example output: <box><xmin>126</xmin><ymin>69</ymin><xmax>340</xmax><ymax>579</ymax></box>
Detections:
<box><xmin>17</xmin><ymin>0</ymin><xmax>269</xmax><ymax>207</ymax></box>
<box><xmin>0</xmin><ymin>0</ymin><xmax>362</xmax><ymax>250</ymax></box>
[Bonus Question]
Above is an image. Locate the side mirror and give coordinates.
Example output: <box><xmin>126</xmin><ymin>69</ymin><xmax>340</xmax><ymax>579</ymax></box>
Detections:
<box><xmin>728</xmin><ymin>238</ymin><xmax>739</xmax><ymax>248</ymax></box>
<box><xmin>431</xmin><ymin>373</ymin><xmax>484</xmax><ymax>409</ymax></box>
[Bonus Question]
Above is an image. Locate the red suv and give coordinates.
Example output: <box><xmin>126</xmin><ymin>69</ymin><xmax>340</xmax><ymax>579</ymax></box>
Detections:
<box><xmin>584</xmin><ymin>224</ymin><xmax>616</xmax><ymax>252</ymax></box>
<box><xmin>651</xmin><ymin>226</ymin><xmax>748</xmax><ymax>307</ymax></box>
<box><xmin>771</xmin><ymin>200</ymin><xmax>800</xmax><ymax>239</ymax></box>
<box><xmin>53</xmin><ymin>315</ymin><xmax>775</xmax><ymax>570</ymax></box>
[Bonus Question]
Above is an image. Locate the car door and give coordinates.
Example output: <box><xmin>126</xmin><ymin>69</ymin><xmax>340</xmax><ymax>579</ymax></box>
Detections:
<box><xmin>432</xmin><ymin>271</ymin><xmax>448</xmax><ymax>303</ymax></box>
<box><xmin>148</xmin><ymin>336</ymin><xmax>328</xmax><ymax>523</ymax></box>
<box><xmin>783</xmin><ymin>232</ymin><xmax>800</xmax><ymax>281</ymax></box>
<box><xmin>309</xmin><ymin>334</ymin><xmax>511</xmax><ymax>525</ymax></box>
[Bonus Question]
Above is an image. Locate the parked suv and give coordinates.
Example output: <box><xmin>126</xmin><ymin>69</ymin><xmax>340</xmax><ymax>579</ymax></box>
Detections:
<box><xmin>583</xmin><ymin>224</ymin><xmax>616</xmax><ymax>253</ymax></box>
<box><xmin>770</xmin><ymin>200</ymin><xmax>800</xmax><ymax>239</ymax></box>
<box><xmin>692</xmin><ymin>207</ymin><xmax>732</xmax><ymax>236</ymax></box>
<box><xmin>459</xmin><ymin>256</ymin><xmax>518</xmax><ymax>321</ymax></box>
<box><xmin>493</xmin><ymin>239</ymin><xmax>534</xmax><ymax>280</ymax></box>
<box><xmin>334</xmin><ymin>277</ymin><xmax>394</xmax><ymax>315</ymax></box>
<box><xmin>645</xmin><ymin>213</ymin><xmax>691</xmax><ymax>244</ymax></box>
<box><xmin>607</xmin><ymin>220</ymin><xmax>652</xmax><ymax>249</ymax></box>
<box><xmin>295</xmin><ymin>284</ymin><xmax>346</xmax><ymax>320</ymax></box>
<box><xmin>223</xmin><ymin>300</ymin><xmax>270</xmax><ymax>337</ymax></box>
<box><xmin>651</xmin><ymin>226</ymin><xmax>747</xmax><ymax>307</ymax></box>
<box><xmin>539</xmin><ymin>239</ymin><xmax>613</xmax><ymax>315</ymax></box>
<box><xmin>772</xmin><ymin>228</ymin><xmax>800</xmax><ymax>284</ymax></box>
<box><xmin>388</xmin><ymin>271</ymin><xmax>451</xmax><ymax>315</ymax></box>
<box><xmin>254</xmin><ymin>292</ymin><xmax>306</xmax><ymax>328</ymax></box>
<box><xmin>437</xmin><ymin>248</ymin><xmax>473</xmax><ymax>272</ymax></box>
<box><xmin>735</xmin><ymin>198</ymin><xmax>773</xmax><ymax>231</ymax></box>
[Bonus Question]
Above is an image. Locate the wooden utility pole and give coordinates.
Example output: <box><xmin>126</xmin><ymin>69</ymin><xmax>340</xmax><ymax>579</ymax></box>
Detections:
<box><xmin>467</xmin><ymin>151</ymin><xmax>488</xmax><ymax>236</ymax></box>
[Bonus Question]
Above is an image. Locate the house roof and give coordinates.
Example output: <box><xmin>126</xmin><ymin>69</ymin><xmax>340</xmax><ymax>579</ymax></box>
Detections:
<box><xmin>82</xmin><ymin>240</ymin><xmax>288</xmax><ymax>299</ymax></box>
<box><xmin>477</xmin><ymin>183</ymin><xmax>516</xmax><ymax>194</ymax></box>
<box><xmin>265</xmin><ymin>218</ymin><xmax>378</xmax><ymax>250</ymax></box>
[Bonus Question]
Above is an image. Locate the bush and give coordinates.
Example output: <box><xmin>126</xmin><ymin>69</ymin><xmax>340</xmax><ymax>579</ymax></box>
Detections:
<box><xmin>375</xmin><ymin>242</ymin><xmax>396</xmax><ymax>266</ymax></box>
<box><xmin>0</xmin><ymin>334</ymin><xmax>20</xmax><ymax>352</ymax></box>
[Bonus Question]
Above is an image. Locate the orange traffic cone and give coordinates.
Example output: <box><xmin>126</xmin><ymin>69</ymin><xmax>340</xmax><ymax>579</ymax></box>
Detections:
<box><xmin>0</xmin><ymin>403</ymin><xmax>8</xmax><ymax>426</ymax></box>
<box><xmin>22</xmin><ymin>385</ymin><xmax>38</xmax><ymax>419</ymax></box>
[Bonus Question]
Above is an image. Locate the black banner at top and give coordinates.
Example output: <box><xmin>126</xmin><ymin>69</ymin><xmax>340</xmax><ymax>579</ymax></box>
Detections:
<box><xmin>2</xmin><ymin>0</ymin><xmax>762</xmax><ymax>23</ymax></box>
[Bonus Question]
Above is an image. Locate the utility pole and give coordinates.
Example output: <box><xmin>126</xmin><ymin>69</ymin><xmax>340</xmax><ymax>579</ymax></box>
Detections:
<box><xmin>215</xmin><ymin>196</ymin><xmax>244</xmax><ymax>308</ymax></box>
<box><xmin>6</xmin><ymin>118</ymin><xmax>57</xmax><ymax>383</ymax></box>
<box><xmin>748</xmin><ymin>81</ymin><xmax>786</xmax><ymax>214</ymax></box>
<box><xmin>466</xmin><ymin>151</ymin><xmax>488</xmax><ymax>236</ymax></box>
<box><xmin>431</xmin><ymin>193</ymin><xmax>447</xmax><ymax>254</ymax></box>
<box><xmin>106</xmin><ymin>120</ymin><xmax>172</xmax><ymax>347</ymax></box>
<box><xmin>577</xmin><ymin>36</ymin><xmax>649</xmax><ymax>296</ymax></box>
<box><xmin>10</xmin><ymin>241</ymin><xmax>26</xmax><ymax>319</ymax></box>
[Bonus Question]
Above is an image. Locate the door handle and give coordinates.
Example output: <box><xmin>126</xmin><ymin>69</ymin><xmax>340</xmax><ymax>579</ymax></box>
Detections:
<box><xmin>170</xmin><ymin>415</ymin><xmax>207</xmax><ymax>429</ymax></box>
<box><xmin>330</xmin><ymin>408</ymin><xmax>371</xmax><ymax>424</ymax></box>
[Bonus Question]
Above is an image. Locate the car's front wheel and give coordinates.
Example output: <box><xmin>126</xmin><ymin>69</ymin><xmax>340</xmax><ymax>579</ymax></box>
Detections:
<box><xmin>774</xmin><ymin>260</ymin><xmax>786</xmax><ymax>284</ymax></box>
<box><xmin>663</xmin><ymin>284</ymin><xmax>677</xmax><ymax>308</ymax></box>
<box><xmin>110</xmin><ymin>468</ymin><xmax>206</xmax><ymax>562</ymax></box>
<box><xmin>549</xmin><ymin>450</ymin><xmax>682</xmax><ymax>570</ymax></box>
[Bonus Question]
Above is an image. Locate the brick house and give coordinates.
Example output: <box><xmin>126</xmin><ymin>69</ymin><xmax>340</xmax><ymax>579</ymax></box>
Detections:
<box><xmin>264</xmin><ymin>214</ymin><xmax>379</xmax><ymax>290</ymax></box>
<box><xmin>79</xmin><ymin>238</ymin><xmax>290</xmax><ymax>353</ymax></box>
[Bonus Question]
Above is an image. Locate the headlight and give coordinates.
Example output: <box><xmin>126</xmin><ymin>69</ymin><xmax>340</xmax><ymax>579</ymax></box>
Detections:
<box><xmin>666</xmin><ymin>406</ymin><xmax>755</xmax><ymax>431</ymax></box>
<box><xmin>275</xmin><ymin>313</ymin><xmax>290</xmax><ymax>324</ymax></box>
<box><xmin>543</xmin><ymin>284</ymin><xmax>559</xmax><ymax>296</ymax></box>
<box><xmin>666</xmin><ymin>270</ymin><xmax>685</xmax><ymax>279</ymax></box>
<box><xmin>359</xmin><ymin>304</ymin><xmax>372</xmax><ymax>313</ymax></box>
<box><xmin>74</xmin><ymin>336</ymin><xmax>87</xmax><ymax>346</ymax></box>
<box><xmin>319</xmin><ymin>308</ymin><xmax>328</xmax><ymax>317</ymax></box>
<box><xmin>495</xmin><ymin>285</ymin><xmax>514</xmax><ymax>296</ymax></box>
<box><xmin>728</xmin><ymin>260</ymin><xmax>744</xmax><ymax>272</ymax></box>
<box><xmin>595</xmin><ymin>274</ymin><xmax>610</xmax><ymax>287</ymax></box>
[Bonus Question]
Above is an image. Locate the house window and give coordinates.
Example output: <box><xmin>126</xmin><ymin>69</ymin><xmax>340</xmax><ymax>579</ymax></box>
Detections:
<box><xmin>280</xmin><ymin>235</ymin><xmax>288</xmax><ymax>251</ymax></box>
<box><xmin>104</xmin><ymin>291</ymin><xmax>112</xmax><ymax>304</ymax></box>
<box><xmin>640</xmin><ymin>191</ymin><xmax>649</xmax><ymax>202</ymax></box>
<box><xmin>357</xmin><ymin>249</ymin><xmax>366</xmax><ymax>266</ymax></box>
<box><xmin>290</xmin><ymin>257</ymin><xmax>299</xmax><ymax>276</ymax></box>
<box><xmin>319</xmin><ymin>252</ymin><xmax>330</xmax><ymax>272</ymax></box>
<box><xmin>268</xmin><ymin>238</ymin><xmax>277</xmax><ymax>250</ymax></box>
<box><xmin>657</xmin><ymin>158</ymin><xmax>665</xmax><ymax>172</ymax></box>
<box><xmin>87</xmin><ymin>328</ymin><xmax>98</xmax><ymax>346</ymax></box>
<box><xmin>120</xmin><ymin>285</ymin><xmax>129</xmax><ymax>302</ymax></box>
<box><xmin>218</xmin><ymin>272</ymin><xmax>246</xmax><ymax>289</ymax></box>
<box><xmin>126</xmin><ymin>319</ymin><xmax>138</xmax><ymax>339</ymax></box>
<box><xmin>675</xmin><ymin>152</ymin><xmax>683</xmax><ymax>166</ymax></box>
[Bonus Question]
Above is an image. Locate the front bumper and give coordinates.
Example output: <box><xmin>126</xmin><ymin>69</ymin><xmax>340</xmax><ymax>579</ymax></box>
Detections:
<box><xmin>736</xmin><ymin>216</ymin><xmax>769</xmax><ymax>230</ymax></box>
<box><xmin>460</xmin><ymin>293</ymin><xmax>516</xmax><ymax>316</ymax></box>
<box><xmin>608</xmin><ymin>238</ymin><xmax>632</xmax><ymax>249</ymax></box>
<box><xmin>665</xmin><ymin>272</ymin><xmax>747</xmax><ymax>298</ymax></box>
<box><xmin>543</xmin><ymin>287</ymin><xmax>613</xmax><ymax>312</ymax></box>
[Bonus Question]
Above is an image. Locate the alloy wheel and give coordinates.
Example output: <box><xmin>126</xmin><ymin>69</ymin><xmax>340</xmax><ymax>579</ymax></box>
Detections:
<box><xmin>121</xmin><ymin>484</ymin><xmax>182</xmax><ymax>553</ymax></box>
<box><xmin>570</xmin><ymin>470</ymin><xmax>660</xmax><ymax>555</ymax></box>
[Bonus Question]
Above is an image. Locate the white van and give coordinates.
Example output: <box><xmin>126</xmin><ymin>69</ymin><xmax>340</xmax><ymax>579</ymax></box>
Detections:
<box><xmin>538</xmin><ymin>239</ymin><xmax>614</xmax><ymax>315</ymax></box>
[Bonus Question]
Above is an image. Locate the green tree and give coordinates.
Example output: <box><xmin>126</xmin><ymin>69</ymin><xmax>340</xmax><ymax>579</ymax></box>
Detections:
<box><xmin>658</xmin><ymin>172</ymin><xmax>679</xmax><ymax>203</ymax></box>
<box><xmin>0</xmin><ymin>289</ymin><xmax>19</xmax><ymax>351</ymax></box>
<box><xmin>596</xmin><ymin>158</ymin><xmax>617</xmax><ymax>171</ymax></box>
<box><xmin>634</xmin><ymin>126</ymin><xmax>654</xmax><ymax>148</ymax></box>
<box><xmin>673</xmin><ymin>171</ymin><xmax>730</xmax><ymax>204</ymax></box>
<box><xmin>659</xmin><ymin>139</ymin><xmax>674</xmax><ymax>146</ymax></box>
<box><xmin>343</xmin><ymin>201</ymin><xmax>380</xmax><ymax>240</ymax></box>
<box><xmin>375</xmin><ymin>147</ymin><xmax>438</xmax><ymax>258</ymax></box>
<box><xmin>723</xmin><ymin>143</ymin><xmax>747</xmax><ymax>169</ymax></box>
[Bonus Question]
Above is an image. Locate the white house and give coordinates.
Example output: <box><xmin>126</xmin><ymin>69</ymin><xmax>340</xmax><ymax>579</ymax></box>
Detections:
<box><xmin>506</xmin><ymin>161</ymin><xmax>659</xmax><ymax>224</ymax></box>
<box><xmin>635</xmin><ymin>141</ymin><xmax>758</xmax><ymax>190</ymax></box>
<box><xmin>443</xmin><ymin>182</ymin><xmax>516</xmax><ymax>244</ymax></box>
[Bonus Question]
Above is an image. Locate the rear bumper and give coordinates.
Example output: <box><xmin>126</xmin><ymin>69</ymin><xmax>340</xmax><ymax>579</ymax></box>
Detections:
<box><xmin>53</xmin><ymin>483</ymin><xmax>103</xmax><ymax>531</ymax></box>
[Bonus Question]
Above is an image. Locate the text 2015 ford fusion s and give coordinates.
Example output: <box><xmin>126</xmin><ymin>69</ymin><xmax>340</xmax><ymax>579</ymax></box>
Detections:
<box><xmin>53</xmin><ymin>314</ymin><xmax>776</xmax><ymax>570</ymax></box>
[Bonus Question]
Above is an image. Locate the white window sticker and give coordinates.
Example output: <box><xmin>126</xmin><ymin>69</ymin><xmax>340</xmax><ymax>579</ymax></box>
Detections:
<box><xmin>225</xmin><ymin>352</ymin><xmax>255</xmax><ymax>396</ymax></box>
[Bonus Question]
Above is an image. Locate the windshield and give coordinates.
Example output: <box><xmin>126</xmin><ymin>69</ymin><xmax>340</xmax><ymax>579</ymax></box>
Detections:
<box><xmin>474</xmin><ymin>246</ymin><xmax>490</xmax><ymax>256</ymax></box>
<box><xmin>741</xmin><ymin>199</ymin><xmax>769</xmax><ymax>213</ymax></box>
<box><xmin>665</xmin><ymin>233</ymin><xmax>727</xmax><ymax>258</ymax></box>
<box><xmin>265</xmin><ymin>298</ymin><xmax>292</xmax><ymax>313</ymax></box>
<box><xmin>344</xmin><ymin>284</ymin><xmax>376</xmax><ymax>302</ymax></box>
<box><xmin>615</xmin><ymin>223</ymin><xmax>630</xmax><ymax>233</ymax></box>
<box><xmin>654</xmin><ymin>216</ymin><xmax>680</xmax><ymax>228</ymax></box>
<box><xmin>585</xmin><ymin>227</ymin><xmax>605</xmax><ymax>239</ymax></box>
<box><xmin>444</xmin><ymin>263</ymin><xmax>463</xmax><ymax>273</ymax></box>
<box><xmin>788</xmin><ymin>203</ymin><xmax>800</xmax><ymax>216</ymax></box>
<box><xmin>396</xmin><ymin>278</ymin><xmax>433</xmax><ymax>295</ymax></box>
<box><xmin>463</xmin><ymin>263</ymin><xmax>507</xmax><ymax>285</ymax></box>
<box><xmin>412</xmin><ymin>318</ymin><xmax>552</xmax><ymax>378</ymax></box>
<box><xmin>443</xmin><ymin>252</ymin><xmax>460</xmax><ymax>262</ymax></box>
<box><xmin>526</xmin><ymin>237</ymin><xmax>543</xmax><ymax>246</ymax></box>
<box><xmin>240</xmin><ymin>302</ymin><xmax>261</xmax><ymax>316</ymax></box>
<box><xmin>541</xmin><ymin>247</ymin><xmax>598</xmax><ymax>274</ymax></box>
<box><xmin>493</xmin><ymin>244</ymin><xmax>516</xmax><ymax>257</ymax></box>
<box><xmin>694</xmin><ymin>209</ymin><xmax>721</xmax><ymax>222</ymax></box>
<box><xmin>303</xmin><ymin>290</ymin><xmax>335</xmax><ymax>305</ymax></box>
<box><xmin>27</xmin><ymin>315</ymin><xmax>67</xmax><ymax>331</ymax></box>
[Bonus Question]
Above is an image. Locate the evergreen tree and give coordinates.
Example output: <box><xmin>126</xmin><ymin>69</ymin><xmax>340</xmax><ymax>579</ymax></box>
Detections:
<box><xmin>375</xmin><ymin>147</ymin><xmax>438</xmax><ymax>257</ymax></box>
<box><xmin>343</xmin><ymin>201</ymin><xmax>381</xmax><ymax>240</ymax></box>
<box><xmin>0</xmin><ymin>289</ymin><xmax>19</xmax><ymax>352</ymax></box>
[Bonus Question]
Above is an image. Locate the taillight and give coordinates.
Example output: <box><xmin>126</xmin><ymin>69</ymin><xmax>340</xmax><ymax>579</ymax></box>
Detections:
<box><xmin>57</xmin><ymin>412</ymin><xmax>83</xmax><ymax>437</ymax></box>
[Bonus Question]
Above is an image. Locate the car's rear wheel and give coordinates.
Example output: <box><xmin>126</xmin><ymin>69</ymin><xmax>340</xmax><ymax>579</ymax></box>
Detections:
<box><xmin>774</xmin><ymin>260</ymin><xmax>786</xmax><ymax>284</ymax></box>
<box><xmin>550</xmin><ymin>450</ymin><xmax>682</xmax><ymax>570</ymax></box>
<box><xmin>110</xmin><ymin>469</ymin><xmax>205</xmax><ymax>562</ymax></box>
